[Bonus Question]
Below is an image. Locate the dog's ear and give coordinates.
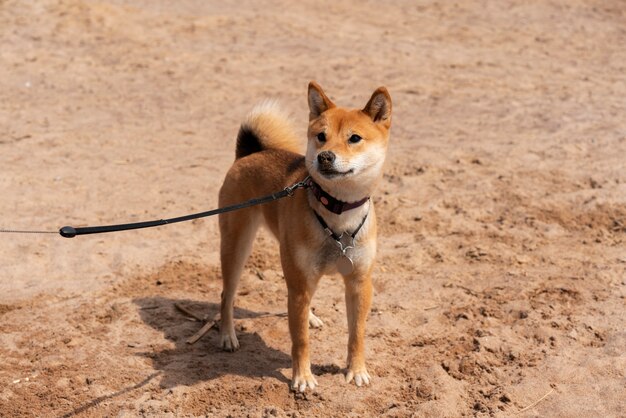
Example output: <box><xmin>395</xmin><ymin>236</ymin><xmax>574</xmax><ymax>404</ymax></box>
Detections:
<box><xmin>308</xmin><ymin>81</ymin><xmax>335</xmax><ymax>120</ymax></box>
<box><xmin>363</xmin><ymin>87</ymin><xmax>392</xmax><ymax>127</ymax></box>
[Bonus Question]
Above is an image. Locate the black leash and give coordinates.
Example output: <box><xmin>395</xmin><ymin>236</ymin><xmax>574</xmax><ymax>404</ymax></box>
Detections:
<box><xmin>1</xmin><ymin>178</ymin><xmax>310</xmax><ymax>239</ymax></box>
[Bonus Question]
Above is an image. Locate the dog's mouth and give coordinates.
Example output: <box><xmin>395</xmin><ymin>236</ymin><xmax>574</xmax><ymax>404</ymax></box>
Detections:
<box><xmin>319</xmin><ymin>167</ymin><xmax>354</xmax><ymax>178</ymax></box>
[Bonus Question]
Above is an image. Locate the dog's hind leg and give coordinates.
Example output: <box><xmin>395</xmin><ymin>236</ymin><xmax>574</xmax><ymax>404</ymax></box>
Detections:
<box><xmin>308</xmin><ymin>309</ymin><xmax>324</xmax><ymax>328</ymax></box>
<box><xmin>219</xmin><ymin>208</ymin><xmax>261</xmax><ymax>351</ymax></box>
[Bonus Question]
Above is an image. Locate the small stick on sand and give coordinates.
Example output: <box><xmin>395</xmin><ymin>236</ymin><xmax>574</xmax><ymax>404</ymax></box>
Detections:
<box><xmin>254</xmin><ymin>268</ymin><xmax>266</xmax><ymax>280</ymax></box>
<box><xmin>517</xmin><ymin>388</ymin><xmax>554</xmax><ymax>414</ymax></box>
<box><xmin>174</xmin><ymin>302</ymin><xmax>218</xmax><ymax>344</ymax></box>
<box><xmin>174</xmin><ymin>302</ymin><xmax>207</xmax><ymax>322</ymax></box>
<box><xmin>186</xmin><ymin>318</ymin><xmax>219</xmax><ymax>344</ymax></box>
<box><xmin>256</xmin><ymin>311</ymin><xmax>288</xmax><ymax>318</ymax></box>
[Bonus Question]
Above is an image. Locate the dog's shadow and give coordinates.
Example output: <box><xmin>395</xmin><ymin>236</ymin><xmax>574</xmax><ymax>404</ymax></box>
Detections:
<box><xmin>133</xmin><ymin>296</ymin><xmax>291</xmax><ymax>388</ymax></box>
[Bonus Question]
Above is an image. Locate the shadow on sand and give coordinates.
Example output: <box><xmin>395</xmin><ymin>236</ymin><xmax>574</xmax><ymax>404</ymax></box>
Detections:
<box><xmin>133</xmin><ymin>296</ymin><xmax>292</xmax><ymax>388</ymax></box>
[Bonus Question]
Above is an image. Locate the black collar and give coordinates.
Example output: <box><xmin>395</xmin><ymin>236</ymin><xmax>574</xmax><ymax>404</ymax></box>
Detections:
<box><xmin>305</xmin><ymin>178</ymin><xmax>369</xmax><ymax>215</ymax></box>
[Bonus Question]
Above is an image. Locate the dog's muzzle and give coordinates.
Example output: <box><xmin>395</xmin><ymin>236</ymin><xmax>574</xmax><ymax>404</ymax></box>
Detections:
<box><xmin>317</xmin><ymin>151</ymin><xmax>336</xmax><ymax>168</ymax></box>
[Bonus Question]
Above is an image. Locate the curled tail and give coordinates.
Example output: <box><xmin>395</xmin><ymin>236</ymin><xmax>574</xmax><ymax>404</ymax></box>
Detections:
<box><xmin>236</xmin><ymin>100</ymin><xmax>303</xmax><ymax>159</ymax></box>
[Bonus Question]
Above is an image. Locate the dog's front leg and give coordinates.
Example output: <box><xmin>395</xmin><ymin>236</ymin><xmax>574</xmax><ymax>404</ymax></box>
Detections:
<box><xmin>286</xmin><ymin>281</ymin><xmax>318</xmax><ymax>392</ymax></box>
<box><xmin>344</xmin><ymin>272</ymin><xmax>373</xmax><ymax>387</ymax></box>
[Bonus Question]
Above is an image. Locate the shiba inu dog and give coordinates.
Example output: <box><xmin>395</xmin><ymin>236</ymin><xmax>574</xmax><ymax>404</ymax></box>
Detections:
<box><xmin>218</xmin><ymin>82</ymin><xmax>392</xmax><ymax>392</ymax></box>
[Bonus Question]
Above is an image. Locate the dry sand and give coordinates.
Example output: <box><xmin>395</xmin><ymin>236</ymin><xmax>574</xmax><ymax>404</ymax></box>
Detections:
<box><xmin>1</xmin><ymin>0</ymin><xmax>625</xmax><ymax>416</ymax></box>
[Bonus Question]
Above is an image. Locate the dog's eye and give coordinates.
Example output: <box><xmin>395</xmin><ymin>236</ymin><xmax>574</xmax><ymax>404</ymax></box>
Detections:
<box><xmin>317</xmin><ymin>132</ymin><xmax>326</xmax><ymax>142</ymax></box>
<box><xmin>349</xmin><ymin>134</ymin><xmax>362</xmax><ymax>144</ymax></box>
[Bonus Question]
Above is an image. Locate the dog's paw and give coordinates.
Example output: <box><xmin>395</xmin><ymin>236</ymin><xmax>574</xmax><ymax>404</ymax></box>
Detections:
<box><xmin>291</xmin><ymin>371</ymin><xmax>318</xmax><ymax>393</ymax></box>
<box><xmin>308</xmin><ymin>310</ymin><xmax>324</xmax><ymax>329</ymax></box>
<box><xmin>345</xmin><ymin>366</ymin><xmax>371</xmax><ymax>387</ymax></box>
<box><xmin>219</xmin><ymin>329</ymin><xmax>239</xmax><ymax>352</ymax></box>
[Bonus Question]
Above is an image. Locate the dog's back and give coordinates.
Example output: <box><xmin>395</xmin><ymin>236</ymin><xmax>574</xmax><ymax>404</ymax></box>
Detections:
<box><xmin>219</xmin><ymin>101</ymin><xmax>307</xmax><ymax>213</ymax></box>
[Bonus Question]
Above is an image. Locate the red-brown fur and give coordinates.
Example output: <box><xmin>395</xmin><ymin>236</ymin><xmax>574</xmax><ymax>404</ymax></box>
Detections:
<box><xmin>218</xmin><ymin>82</ymin><xmax>392</xmax><ymax>392</ymax></box>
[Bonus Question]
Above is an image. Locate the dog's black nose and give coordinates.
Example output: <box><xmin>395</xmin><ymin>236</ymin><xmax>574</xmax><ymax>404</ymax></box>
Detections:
<box><xmin>317</xmin><ymin>151</ymin><xmax>335</xmax><ymax>166</ymax></box>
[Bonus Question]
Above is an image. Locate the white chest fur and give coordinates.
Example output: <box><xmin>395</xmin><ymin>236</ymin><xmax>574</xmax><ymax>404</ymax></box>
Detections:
<box><xmin>294</xmin><ymin>205</ymin><xmax>377</xmax><ymax>279</ymax></box>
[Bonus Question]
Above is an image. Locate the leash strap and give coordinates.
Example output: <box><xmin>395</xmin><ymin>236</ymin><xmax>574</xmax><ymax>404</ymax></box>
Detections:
<box><xmin>59</xmin><ymin>177</ymin><xmax>310</xmax><ymax>238</ymax></box>
<box><xmin>313</xmin><ymin>209</ymin><xmax>369</xmax><ymax>242</ymax></box>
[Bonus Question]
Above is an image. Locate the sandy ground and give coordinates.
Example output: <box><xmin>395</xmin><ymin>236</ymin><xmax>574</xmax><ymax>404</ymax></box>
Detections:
<box><xmin>1</xmin><ymin>0</ymin><xmax>625</xmax><ymax>416</ymax></box>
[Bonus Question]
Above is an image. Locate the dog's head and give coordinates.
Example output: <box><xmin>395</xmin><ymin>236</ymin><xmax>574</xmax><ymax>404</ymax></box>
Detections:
<box><xmin>305</xmin><ymin>81</ymin><xmax>392</xmax><ymax>202</ymax></box>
